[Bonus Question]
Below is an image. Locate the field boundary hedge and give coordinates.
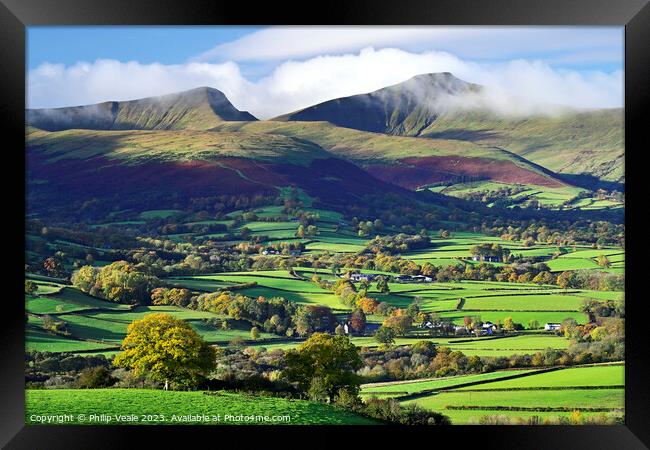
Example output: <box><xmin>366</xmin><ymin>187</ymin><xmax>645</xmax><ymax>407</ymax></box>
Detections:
<box><xmin>394</xmin><ymin>367</ymin><xmax>563</xmax><ymax>401</ymax></box>
<box><xmin>455</xmin><ymin>385</ymin><xmax>624</xmax><ymax>392</ymax></box>
<box><xmin>444</xmin><ymin>406</ymin><xmax>624</xmax><ymax>412</ymax></box>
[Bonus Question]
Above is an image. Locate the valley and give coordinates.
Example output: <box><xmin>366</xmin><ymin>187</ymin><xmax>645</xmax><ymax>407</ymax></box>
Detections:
<box><xmin>25</xmin><ymin>74</ymin><xmax>624</xmax><ymax>426</ymax></box>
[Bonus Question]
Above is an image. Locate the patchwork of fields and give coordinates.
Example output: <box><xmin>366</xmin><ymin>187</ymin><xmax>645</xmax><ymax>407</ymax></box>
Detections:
<box><xmin>363</xmin><ymin>364</ymin><xmax>624</xmax><ymax>424</ymax></box>
<box><xmin>25</xmin><ymin>198</ymin><xmax>624</xmax><ymax>426</ymax></box>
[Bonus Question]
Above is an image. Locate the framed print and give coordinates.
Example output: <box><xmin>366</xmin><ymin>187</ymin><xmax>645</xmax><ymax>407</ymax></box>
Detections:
<box><xmin>1</xmin><ymin>0</ymin><xmax>649</xmax><ymax>447</ymax></box>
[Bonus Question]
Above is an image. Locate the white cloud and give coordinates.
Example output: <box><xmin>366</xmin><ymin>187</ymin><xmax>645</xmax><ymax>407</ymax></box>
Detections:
<box><xmin>28</xmin><ymin>47</ymin><xmax>623</xmax><ymax>119</ymax></box>
<box><xmin>193</xmin><ymin>26</ymin><xmax>622</xmax><ymax>64</ymax></box>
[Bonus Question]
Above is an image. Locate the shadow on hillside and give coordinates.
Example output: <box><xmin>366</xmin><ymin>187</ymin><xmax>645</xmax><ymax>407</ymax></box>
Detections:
<box><xmin>421</xmin><ymin>129</ymin><xmax>503</xmax><ymax>141</ymax></box>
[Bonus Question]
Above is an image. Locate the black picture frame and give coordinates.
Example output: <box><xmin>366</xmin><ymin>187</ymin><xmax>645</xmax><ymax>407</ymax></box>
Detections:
<box><xmin>2</xmin><ymin>0</ymin><xmax>648</xmax><ymax>448</ymax></box>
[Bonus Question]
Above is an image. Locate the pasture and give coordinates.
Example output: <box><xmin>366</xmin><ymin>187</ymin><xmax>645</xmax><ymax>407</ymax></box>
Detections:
<box><xmin>396</xmin><ymin>364</ymin><xmax>624</xmax><ymax>424</ymax></box>
<box><xmin>26</xmin><ymin>389</ymin><xmax>378</xmax><ymax>425</ymax></box>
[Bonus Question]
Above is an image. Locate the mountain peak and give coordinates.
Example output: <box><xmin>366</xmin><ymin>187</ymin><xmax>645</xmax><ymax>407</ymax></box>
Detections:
<box><xmin>27</xmin><ymin>87</ymin><xmax>257</xmax><ymax>132</ymax></box>
<box><xmin>274</xmin><ymin>73</ymin><xmax>481</xmax><ymax>135</ymax></box>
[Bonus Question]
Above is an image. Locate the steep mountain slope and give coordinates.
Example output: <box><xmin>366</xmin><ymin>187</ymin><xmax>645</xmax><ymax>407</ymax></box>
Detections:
<box><xmin>276</xmin><ymin>73</ymin><xmax>623</xmax><ymax>182</ymax></box>
<box><xmin>26</xmin><ymin>127</ymin><xmax>408</xmax><ymax>213</ymax></box>
<box><xmin>27</xmin><ymin>87</ymin><xmax>257</xmax><ymax>131</ymax></box>
<box><xmin>418</xmin><ymin>108</ymin><xmax>624</xmax><ymax>182</ymax></box>
<box><xmin>275</xmin><ymin>73</ymin><xmax>481</xmax><ymax>135</ymax></box>
<box><xmin>24</xmin><ymin>85</ymin><xmax>586</xmax><ymax>214</ymax></box>
<box><xmin>208</xmin><ymin>121</ymin><xmax>567</xmax><ymax>189</ymax></box>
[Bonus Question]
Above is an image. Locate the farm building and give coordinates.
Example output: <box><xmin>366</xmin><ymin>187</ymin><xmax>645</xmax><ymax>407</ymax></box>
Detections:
<box><xmin>482</xmin><ymin>322</ymin><xmax>496</xmax><ymax>335</ymax></box>
<box><xmin>395</xmin><ymin>274</ymin><xmax>433</xmax><ymax>283</ymax></box>
<box><xmin>344</xmin><ymin>273</ymin><xmax>381</xmax><ymax>282</ymax></box>
<box><xmin>471</xmin><ymin>256</ymin><xmax>500</xmax><ymax>262</ymax></box>
<box><xmin>544</xmin><ymin>323</ymin><xmax>562</xmax><ymax>331</ymax></box>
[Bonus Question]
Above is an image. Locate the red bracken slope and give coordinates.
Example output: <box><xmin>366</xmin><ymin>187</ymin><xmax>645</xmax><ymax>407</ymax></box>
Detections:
<box><xmin>363</xmin><ymin>156</ymin><xmax>565</xmax><ymax>190</ymax></box>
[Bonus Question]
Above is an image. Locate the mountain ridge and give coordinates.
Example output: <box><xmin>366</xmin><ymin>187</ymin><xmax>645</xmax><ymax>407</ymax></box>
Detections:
<box><xmin>27</xmin><ymin>86</ymin><xmax>257</xmax><ymax>132</ymax></box>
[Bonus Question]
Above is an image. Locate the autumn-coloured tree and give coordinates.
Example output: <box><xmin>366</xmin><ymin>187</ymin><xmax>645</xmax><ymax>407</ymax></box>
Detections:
<box><xmin>349</xmin><ymin>309</ymin><xmax>367</xmax><ymax>334</ymax></box>
<box><xmin>114</xmin><ymin>313</ymin><xmax>216</xmax><ymax>390</ymax></box>
<box><xmin>356</xmin><ymin>297</ymin><xmax>379</xmax><ymax>314</ymax></box>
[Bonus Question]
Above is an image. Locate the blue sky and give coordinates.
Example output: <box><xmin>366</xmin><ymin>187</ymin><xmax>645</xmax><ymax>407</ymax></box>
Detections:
<box><xmin>27</xmin><ymin>26</ymin><xmax>624</xmax><ymax>117</ymax></box>
<box><xmin>28</xmin><ymin>27</ymin><xmax>259</xmax><ymax>69</ymax></box>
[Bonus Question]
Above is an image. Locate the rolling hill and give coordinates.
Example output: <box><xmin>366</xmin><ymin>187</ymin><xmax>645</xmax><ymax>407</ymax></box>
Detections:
<box><xmin>25</xmin><ymin>127</ymin><xmax>410</xmax><ymax>213</ymax></box>
<box><xmin>26</xmin><ymin>84</ymin><xmax>612</xmax><ymax>217</ymax></box>
<box><xmin>27</xmin><ymin>87</ymin><xmax>257</xmax><ymax>131</ymax></box>
<box><xmin>207</xmin><ymin>121</ymin><xmax>567</xmax><ymax>190</ymax></box>
<box><xmin>275</xmin><ymin>73</ymin><xmax>624</xmax><ymax>182</ymax></box>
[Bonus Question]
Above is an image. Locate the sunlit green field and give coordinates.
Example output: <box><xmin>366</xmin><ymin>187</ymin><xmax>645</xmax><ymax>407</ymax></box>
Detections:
<box><xmin>396</xmin><ymin>364</ymin><xmax>624</xmax><ymax>424</ymax></box>
<box><xmin>361</xmin><ymin>369</ymin><xmax>539</xmax><ymax>397</ymax></box>
<box><xmin>26</xmin><ymin>389</ymin><xmax>378</xmax><ymax>425</ymax></box>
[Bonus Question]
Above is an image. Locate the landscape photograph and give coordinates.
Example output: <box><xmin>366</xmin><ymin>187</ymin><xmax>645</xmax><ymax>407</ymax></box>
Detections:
<box><xmin>25</xmin><ymin>26</ymin><xmax>625</xmax><ymax>426</ymax></box>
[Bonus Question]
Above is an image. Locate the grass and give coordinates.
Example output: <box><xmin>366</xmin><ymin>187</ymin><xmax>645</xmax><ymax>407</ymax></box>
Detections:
<box><xmin>438</xmin><ymin>311</ymin><xmax>588</xmax><ymax>327</ymax></box>
<box><xmin>430</xmin><ymin>409</ymin><xmax>623</xmax><ymax>425</ymax></box>
<box><xmin>461</xmin><ymin>294</ymin><xmax>585</xmax><ymax>311</ymax></box>
<box><xmin>546</xmin><ymin>258</ymin><xmax>601</xmax><ymax>272</ymax></box>
<box><xmin>403</xmin><ymin>388</ymin><xmax>623</xmax><ymax>411</ymax></box>
<box><xmin>25</xmin><ymin>329</ymin><xmax>117</xmax><ymax>353</ymax></box>
<box><xmin>238</xmin><ymin>287</ymin><xmax>346</xmax><ymax>309</ymax></box>
<box><xmin>25</xmin><ymin>389</ymin><xmax>378</xmax><ymax>425</ymax></box>
<box><xmin>425</xmin><ymin>181</ymin><xmax>589</xmax><ymax>209</ymax></box>
<box><xmin>361</xmin><ymin>369</ymin><xmax>538</xmax><ymax>397</ymax></box>
<box><xmin>396</xmin><ymin>364</ymin><xmax>625</xmax><ymax>424</ymax></box>
<box><xmin>26</xmin><ymin>295</ymin><xmax>95</xmax><ymax>315</ymax></box>
<box><xmin>455</xmin><ymin>365</ymin><xmax>624</xmax><ymax>389</ymax></box>
<box><xmin>443</xmin><ymin>334</ymin><xmax>570</xmax><ymax>352</ymax></box>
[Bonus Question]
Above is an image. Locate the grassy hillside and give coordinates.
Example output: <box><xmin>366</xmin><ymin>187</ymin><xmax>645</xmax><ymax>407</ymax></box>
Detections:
<box><xmin>26</xmin><ymin>389</ymin><xmax>379</xmax><ymax>425</ymax></box>
<box><xmin>26</xmin><ymin>128</ymin><xmax>328</xmax><ymax>166</ymax></box>
<box><xmin>272</xmin><ymin>73</ymin><xmax>622</xmax><ymax>182</ymax></box>
<box><xmin>275</xmin><ymin>73</ymin><xmax>481</xmax><ymax>135</ymax></box>
<box><xmin>419</xmin><ymin>108</ymin><xmax>624</xmax><ymax>182</ymax></box>
<box><xmin>208</xmin><ymin>120</ymin><xmax>566</xmax><ymax>189</ymax></box>
<box><xmin>27</xmin><ymin>87</ymin><xmax>257</xmax><ymax>132</ymax></box>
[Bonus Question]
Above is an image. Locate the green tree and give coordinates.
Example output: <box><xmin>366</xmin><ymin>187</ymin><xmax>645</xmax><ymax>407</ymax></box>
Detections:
<box><xmin>250</xmin><ymin>326</ymin><xmax>260</xmax><ymax>340</ymax></box>
<box><xmin>295</xmin><ymin>225</ymin><xmax>306</xmax><ymax>239</ymax></box>
<box><xmin>114</xmin><ymin>314</ymin><xmax>216</xmax><ymax>390</ymax></box>
<box><xmin>596</xmin><ymin>255</ymin><xmax>611</xmax><ymax>268</ymax></box>
<box><xmin>374</xmin><ymin>326</ymin><xmax>396</xmax><ymax>347</ymax></box>
<box><xmin>76</xmin><ymin>366</ymin><xmax>117</xmax><ymax>389</ymax></box>
<box><xmin>376</xmin><ymin>276</ymin><xmax>390</xmax><ymax>294</ymax></box>
<box><xmin>284</xmin><ymin>333</ymin><xmax>362</xmax><ymax>402</ymax></box>
<box><xmin>25</xmin><ymin>280</ymin><xmax>38</xmax><ymax>295</ymax></box>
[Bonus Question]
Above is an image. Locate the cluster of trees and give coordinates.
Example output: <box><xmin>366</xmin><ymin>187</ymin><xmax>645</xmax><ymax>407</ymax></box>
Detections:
<box><xmin>355</xmin><ymin>219</ymin><xmax>383</xmax><ymax>237</ymax></box>
<box><xmin>192</xmin><ymin>291</ymin><xmax>337</xmax><ymax>337</ymax></box>
<box><xmin>580</xmin><ymin>298</ymin><xmax>624</xmax><ymax>320</ymax></box>
<box><xmin>560</xmin><ymin>316</ymin><xmax>624</xmax><ymax>344</ymax></box>
<box><xmin>555</xmin><ymin>269</ymin><xmax>624</xmax><ymax>291</ymax></box>
<box><xmin>150</xmin><ymin>287</ymin><xmax>192</xmax><ymax>307</ymax></box>
<box><xmin>25</xmin><ymin>352</ymin><xmax>112</xmax><ymax>388</ymax></box>
<box><xmin>456</xmin><ymin>185</ymin><xmax>528</xmax><ymax>206</ymax></box>
<box><xmin>365</xmin><ymin>233</ymin><xmax>431</xmax><ymax>255</ymax></box>
<box><xmin>71</xmin><ymin>261</ymin><xmax>163</xmax><ymax>304</ymax></box>
<box><xmin>358</xmin><ymin>337</ymin><xmax>623</xmax><ymax>383</ymax></box>
<box><xmin>295</xmin><ymin>224</ymin><xmax>319</xmax><ymax>238</ymax></box>
<box><xmin>469</xmin><ymin>243</ymin><xmax>511</xmax><ymax>262</ymax></box>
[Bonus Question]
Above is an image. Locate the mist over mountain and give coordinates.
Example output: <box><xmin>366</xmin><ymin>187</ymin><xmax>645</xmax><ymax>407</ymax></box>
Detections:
<box><xmin>275</xmin><ymin>73</ymin><xmax>483</xmax><ymax>135</ymax></box>
<box><xmin>27</xmin><ymin>87</ymin><xmax>257</xmax><ymax>131</ymax></box>
<box><xmin>274</xmin><ymin>72</ymin><xmax>623</xmax><ymax>182</ymax></box>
